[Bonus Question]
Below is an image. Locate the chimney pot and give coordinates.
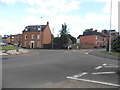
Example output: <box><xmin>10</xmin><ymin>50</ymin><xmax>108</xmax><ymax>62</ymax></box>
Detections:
<box><xmin>47</xmin><ymin>22</ymin><xmax>49</xmax><ymax>25</ymax></box>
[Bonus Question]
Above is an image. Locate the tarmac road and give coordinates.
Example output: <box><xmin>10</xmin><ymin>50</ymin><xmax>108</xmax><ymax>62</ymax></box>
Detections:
<box><xmin>2</xmin><ymin>49</ymin><xmax>119</xmax><ymax>88</ymax></box>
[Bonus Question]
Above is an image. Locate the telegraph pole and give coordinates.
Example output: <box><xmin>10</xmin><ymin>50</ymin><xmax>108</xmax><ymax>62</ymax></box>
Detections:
<box><xmin>109</xmin><ymin>0</ymin><xmax>112</xmax><ymax>54</ymax></box>
<box><xmin>40</xmin><ymin>17</ymin><xmax>42</xmax><ymax>48</ymax></box>
<box><xmin>52</xmin><ymin>28</ymin><xmax>54</xmax><ymax>49</ymax></box>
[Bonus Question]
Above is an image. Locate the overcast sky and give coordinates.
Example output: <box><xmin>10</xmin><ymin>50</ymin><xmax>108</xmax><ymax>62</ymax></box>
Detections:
<box><xmin>0</xmin><ymin>0</ymin><xmax>119</xmax><ymax>38</ymax></box>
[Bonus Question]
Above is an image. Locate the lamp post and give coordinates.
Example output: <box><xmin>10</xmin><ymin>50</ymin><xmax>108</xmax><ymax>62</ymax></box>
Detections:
<box><xmin>52</xmin><ymin>28</ymin><xmax>54</xmax><ymax>49</ymax></box>
<box><xmin>109</xmin><ymin>0</ymin><xmax>112</xmax><ymax>54</ymax></box>
<box><xmin>40</xmin><ymin>17</ymin><xmax>42</xmax><ymax>48</ymax></box>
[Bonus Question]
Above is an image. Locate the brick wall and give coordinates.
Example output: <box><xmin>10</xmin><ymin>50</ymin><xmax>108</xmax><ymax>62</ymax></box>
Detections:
<box><xmin>80</xmin><ymin>35</ymin><xmax>96</xmax><ymax>45</ymax></box>
<box><xmin>80</xmin><ymin>35</ymin><xmax>104</xmax><ymax>48</ymax></box>
<box><xmin>43</xmin><ymin>25</ymin><xmax>52</xmax><ymax>44</ymax></box>
<box><xmin>22</xmin><ymin>32</ymin><xmax>42</xmax><ymax>48</ymax></box>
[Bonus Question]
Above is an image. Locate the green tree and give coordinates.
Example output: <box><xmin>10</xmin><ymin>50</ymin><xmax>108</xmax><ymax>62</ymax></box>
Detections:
<box><xmin>53</xmin><ymin>23</ymin><xmax>76</xmax><ymax>49</ymax></box>
<box><xmin>111</xmin><ymin>35</ymin><xmax>120</xmax><ymax>52</ymax></box>
<box><xmin>68</xmin><ymin>34</ymin><xmax>76</xmax><ymax>44</ymax></box>
<box><xmin>59</xmin><ymin>23</ymin><xmax>69</xmax><ymax>45</ymax></box>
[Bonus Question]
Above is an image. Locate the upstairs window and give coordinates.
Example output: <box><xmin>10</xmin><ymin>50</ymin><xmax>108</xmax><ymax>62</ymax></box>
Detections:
<box><xmin>25</xmin><ymin>27</ymin><xmax>28</xmax><ymax>31</ymax></box>
<box><xmin>37</xmin><ymin>35</ymin><xmax>40</xmax><ymax>39</ymax></box>
<box><xmin>25</xmin><ymin>35</ymin><xmax>27</xmax><ymax>39</ymax></box>
<box><xmin>31</xmin><ymin>35</ymin><xmax>34</xmax><ymax>39</ymax></box>
<box><xmin>38</xmin><ymin>27</ymin><xmax>41</xmax><ymax>31</ymax></box>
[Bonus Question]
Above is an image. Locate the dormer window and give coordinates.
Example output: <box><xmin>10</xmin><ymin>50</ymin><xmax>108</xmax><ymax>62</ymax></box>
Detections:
<box><xmin>38</xmin><ymin>27</ymin><xmax>41</xmax><ymax>31</ymax></box>
<box><xmin>25</xmin><ymin>27</ymin><xmax>28</xmax><ymax>31</ymax></box>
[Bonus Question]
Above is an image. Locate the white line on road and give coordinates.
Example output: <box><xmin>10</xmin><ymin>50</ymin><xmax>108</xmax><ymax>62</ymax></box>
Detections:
<box><xmin>103</xmin><ymin>63</ymin><xmax>120</xmax><ymax>68</ymax></box>
<box><xmin>67</xmin><ymin>77</ymin><xmax>120</xmax><ymax>87</ymax></box>
<box><xmin>103</xmin><ymin>63</ymin><xmax>107</xmax><ymax>66</ymax></box>
<box><xmin>92</xmin><ymin>72</ymin><xmax>116</xmax><ymax>75</ymax></box>
<box><xmin>94</xmin><ymin>66</ymin><xmax>103</xmax><ymax>70</ymax></box>
<box><xmin>84</xmin><ymin>53</ymin><xmax>89</xmax><ymax>55</ymax></box>
<box><xmin>104</xmin><ymin>66</ymin><xmax>120</xmax><ymax>68</ymax></box>
<box><xmin>72</xmin><ymin>72</ymin><xmax>88</xmax><ymax>78</ymax></box>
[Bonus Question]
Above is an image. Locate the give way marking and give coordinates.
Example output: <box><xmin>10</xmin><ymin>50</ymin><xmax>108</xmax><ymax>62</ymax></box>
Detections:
<box><xmin>67</xmin><ymin>63</ymin><xmax>120</xmax><ymax>87</ymax></box>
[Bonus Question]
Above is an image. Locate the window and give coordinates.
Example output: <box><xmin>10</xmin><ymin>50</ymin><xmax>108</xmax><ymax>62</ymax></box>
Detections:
<box><xmin>37</xmin><ymin>35</ymin><xmax>40</xmax><ymax>39</ymax></box>
<box><xmin>96</xmin><ymin>36</ymin><xmax>98</xmax><ymax>40</ymax></box>
<box><xmin>25</xmin><ymin>35</ymin><xmax>27</xmax><ymax>39</ymax></box>
<box><xmin>24</xmin><ymin>41</ymin><xmax>26</xmax><ymax>47</ymax></box>
<box><xmin>38</xmin><ymin>26</ymin><xmax>41</xmax><ymax>31</ymax></box>
<box><xmin>38</xmin><ymin>27</ymin><xmax>41</xmax><ymax>31</ymax></box>
<box><xmin>37</xmin><ymin>42</ymin><xmax>40</xmax><ymax>48</ymax></box>
<box><xmin>25</xmin><ymin>28</ymin><xmax>28</xmax><ymax>31</ymax></box>
<box><xmin>31</xmin><ymin>35</ymin><xmax>34</xmax><ymax>39</ymax></box>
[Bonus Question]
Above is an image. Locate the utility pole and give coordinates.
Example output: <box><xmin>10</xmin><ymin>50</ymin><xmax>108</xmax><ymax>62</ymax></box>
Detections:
<box><xmin>52</xmin><ymin>28</ymin><xmax>54</xmax><ymax>49</ymax></box>
<box><xmin>109</xmin><ymin>0</ymin><xmax>112</xmax><ymax>54</ymax></box>
<box><xmin>40</xmin><ymin>17</ymin><xmax>42</xmax><ymax>48</ymax></box>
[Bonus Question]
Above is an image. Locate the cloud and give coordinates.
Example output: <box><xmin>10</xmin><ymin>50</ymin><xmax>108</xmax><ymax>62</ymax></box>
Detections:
<box><xmin>0</xmin><ymin>21</ymin><xmax>22</xmax><ymax>36</ymax></box>
<box><xmin>82</xmin><ymin>13</ymin><xmax>109</xmax><ymax>23</ymax></box>
<box><xmin>27</xmin><ymin>7</ymin><xmax>58</xmax><ymax>16</ymax></box>
<box><xmin>0</xmin><ymin>0</ymin><xmax>119</xmax><ymax>37</ymax></box>
<box><xmin>102</xmin><ymin>0</ymin><xmax>119</xmax><ymax>31</ymax></box>
<box><xmin>21</xmin><ymin>14</ymin><xmax>82</xmax><ymax>37</ymax></box>
<box><xmin>22</xmin><ymin>16</ymin><xmax>42</xmax><ymax>26</ymax></box>
<box><xmin>26</xmin><ymin>0</ymin><xmax>80</xmax><ymax>16</ymax></box>
<box><xmin>0</xmin><ymin>0</ymin><xmax>15</xmax><ymax>4</ymax></box>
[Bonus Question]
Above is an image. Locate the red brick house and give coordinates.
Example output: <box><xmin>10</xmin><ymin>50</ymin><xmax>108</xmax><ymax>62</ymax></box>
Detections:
<box><xmin>2</xmin><ymin>36</ymin><xmax>11</xmax><ymax>44</ymax></box>
<box><xmin>9</xmin><ymin>34</ymin><xmax>22</xmax><ymax>45</ymax></box>
<box><xmin>22</xmin><ymin>22</ymin><xmax>52</xmax><ymax>48</ymax></box>
<box><xmin>78</xmin><ymin>29</ymin><xmax>108</xmax><ymax>48</ymax></box>
<box><xmin>80</xmin><ymin>35</ymin><xmax>107</xmax><ymax>48</ymax></box>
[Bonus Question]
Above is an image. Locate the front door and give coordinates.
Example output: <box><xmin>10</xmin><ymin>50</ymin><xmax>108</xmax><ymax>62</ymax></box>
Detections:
<box><xmin>30</xmin><ymin>41</ymin><xmax>34</xmax><ymax>48</ymax></box>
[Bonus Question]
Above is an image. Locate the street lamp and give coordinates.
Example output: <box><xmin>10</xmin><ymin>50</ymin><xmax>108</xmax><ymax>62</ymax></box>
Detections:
<box><xmin>52</xmin><ymin>28</ymin><xmax>54</xmax><ymax>49</ymax></box>
<box><xmin>40</xmin><ymin>17</ymin><xmax>42</xmax><ymax>48</ymax></box>
<box><xmin>109</xmin><ymin>0</ymin><xmax>112</xmax><ymax>54</ymax></box>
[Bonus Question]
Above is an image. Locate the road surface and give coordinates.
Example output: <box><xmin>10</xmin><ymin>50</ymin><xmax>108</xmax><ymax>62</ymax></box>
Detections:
<box><xmin>2</xmin><ymin>49</ymin><xmax>119</xmax><ymax>88</ymax></box>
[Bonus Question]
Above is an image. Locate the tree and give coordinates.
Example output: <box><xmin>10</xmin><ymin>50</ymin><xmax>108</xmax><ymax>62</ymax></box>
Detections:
<box><xmin>68</xmin><ymin>34</ymin><xmax>76</xmax><ymax>44</ymax></box>
<box><xmin>111</xmin><ymin>36</ymin><xmax>120</xmax><ymax>52</ymax></box>
<box><xmin>59</xmin><ymin>23</ymin><xmax>69</xmax><ymax>45</ymax></box>
<box><xmin>53</xmin><ymin>23</ymin><xmax>76</xmax><ymax>49</ymax></box>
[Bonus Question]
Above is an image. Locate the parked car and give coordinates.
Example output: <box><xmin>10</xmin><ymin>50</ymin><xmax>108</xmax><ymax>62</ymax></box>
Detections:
<box><xmin>0</xmin><ymin>43</ymin><xmax>7</xmax><ymax>46</ymax></box>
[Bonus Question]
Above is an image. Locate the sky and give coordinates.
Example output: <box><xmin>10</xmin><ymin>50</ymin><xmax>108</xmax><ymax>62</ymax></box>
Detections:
<box><xmin>0</xmin><ymin>0</ymin><xmax>119</xmax><ymax>38</ymax></box>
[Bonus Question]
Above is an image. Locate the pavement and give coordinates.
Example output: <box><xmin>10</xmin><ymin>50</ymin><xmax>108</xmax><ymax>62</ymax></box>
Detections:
<box><xmin>88</xmin><ymin>49</ymin><xmax>119</xmax><ymax>60</ymax></box>
<box><xmin>0</xmin><ymin>49</ymin><xmax>29</xmax><ymax>56</ymax></box>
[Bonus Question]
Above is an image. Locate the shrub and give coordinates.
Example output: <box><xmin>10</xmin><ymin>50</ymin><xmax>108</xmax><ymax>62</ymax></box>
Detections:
<box><xmin>111</xmin><ymin>36</ymin><xmax>120</xmax><ymax>52</ymax></box>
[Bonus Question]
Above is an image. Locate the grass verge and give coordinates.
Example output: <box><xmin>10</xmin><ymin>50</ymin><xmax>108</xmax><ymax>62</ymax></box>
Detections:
<box><xmin>101</xmin><ymin>50</ymin><xmax>120</xmax><ymax>56</ymax></box>
<box><xmin>0</xmin><ymin>46</ymin><xmax>21</xmax><ymax>50</ymax></box>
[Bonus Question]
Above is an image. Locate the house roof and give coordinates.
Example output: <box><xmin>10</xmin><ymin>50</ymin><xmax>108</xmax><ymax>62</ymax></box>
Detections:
<box><xmin>23</xmin><ymin>25</ymin><xmax>47</xmax><ymax>32</ymax></box>
<box><xmin>10</xmin><ymin>34</ymin><xmax>22</xmax><ymax>37</ymax></box>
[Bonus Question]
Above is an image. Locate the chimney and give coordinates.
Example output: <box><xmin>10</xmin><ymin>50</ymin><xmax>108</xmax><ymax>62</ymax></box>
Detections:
<box><xmin>95</xmin><ymin>30</ymin><xmax>98</xmax><ymax>32</ymax></box>
<box><xmin>47</xmin><ymin>21</ymin><xmax>49</xmax><ymax>25</ymax></box>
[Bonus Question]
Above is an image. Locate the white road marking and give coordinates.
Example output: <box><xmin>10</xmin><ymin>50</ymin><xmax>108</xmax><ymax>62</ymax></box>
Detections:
<box><xmin>94</xmin><ymin>66</ymin><xmax>103</xmax><ymax>70</ymax></box>
<box><xmin>72</xmin><ymin>72</ymin><xmax>88</xmax><ymax>78</ymax></box>
<box><xmin>103</xmin><ymin>63</ymin><xmax>107</xmax><ymax>66</ymax></box>
<box><xmin>103</xmin><ymin>63</ymin><xmax>120</xmax><ymax>68</ymax></box>
<box><xmin>104</xmin><ymin>65</ymin><xmax>120</xmax><ymax>68</ymax></box>
<box><xmin>84</xmin><ymin>53</ymin><xmax>89</xmax><ymax>54</ymax></box>
<box><xmin>92</xmin><ymin>72</ymin><xmax>116</xmax><ymax>75</ymax></box>
<box><xmin>67</xmin><ymin>77</ymin><xmax>120</xmax><ymax>87</ymax></box>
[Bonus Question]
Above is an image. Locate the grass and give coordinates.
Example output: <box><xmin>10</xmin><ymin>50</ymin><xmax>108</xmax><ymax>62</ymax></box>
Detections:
<box><xmin>0</xmin><ymin>46</ymin><xmax>21</xmax><ymax>50</ymax></box>
<box><xmin>101</xmin><ymin>50</ymin><xmax>120</xmax><ymax>56</ymax></box>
